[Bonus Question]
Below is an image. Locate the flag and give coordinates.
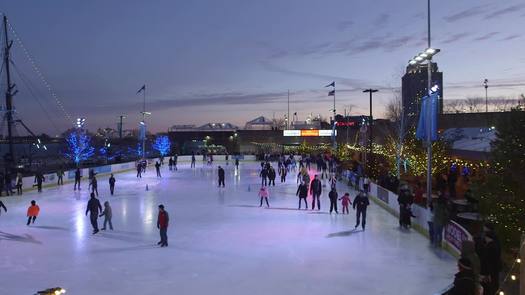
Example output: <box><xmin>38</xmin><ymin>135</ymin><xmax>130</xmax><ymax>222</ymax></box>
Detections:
<box><xmin>137</xmin><ymin>85</ymin><xmax>146</xmax><ymax>94</ymax></box>
<box><xmin>416</xmin><ymin>93</ymin><xmax>439</xmax><ymax>141</ymax></box>
<box><xmin>325</xmin><ymin>81</ymin><xmax>335</xmax><ymax>88</ymax></box>
<box><xmin>328</xmin><ymin>90</ymin><xmax>335</xmax><ymax>96</ymax></box>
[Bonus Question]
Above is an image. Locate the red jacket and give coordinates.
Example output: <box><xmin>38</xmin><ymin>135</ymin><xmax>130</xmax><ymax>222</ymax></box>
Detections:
<box><xmin>157</xmin><ymin>211</ymin><xmax>169</xmax><ymax>229</ymax></box>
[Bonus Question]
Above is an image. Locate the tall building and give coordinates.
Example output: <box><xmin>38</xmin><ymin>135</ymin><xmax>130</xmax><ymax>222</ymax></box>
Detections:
<box><xmin>401</xmin><ymin>62</ymin><xmax>443</xmax><ymax>127</ymax></box>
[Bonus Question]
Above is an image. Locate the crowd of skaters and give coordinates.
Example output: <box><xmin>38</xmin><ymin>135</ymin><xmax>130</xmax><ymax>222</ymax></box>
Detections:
<box><xmin>253</xmin><ymin>154</ymin><xmax>371</xmax><ymax>231</ymax></box>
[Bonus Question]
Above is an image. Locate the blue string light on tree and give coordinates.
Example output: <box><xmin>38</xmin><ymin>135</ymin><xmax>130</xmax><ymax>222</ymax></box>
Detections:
<box><xmin>152</xmin><ymin>135</ymin><xmax>171</xmax><ymax>157</ymax></box>
<box><xmin>63</xmin><ymin>129</ymin><xmax>95</xmax><ymax>166</ymax></box>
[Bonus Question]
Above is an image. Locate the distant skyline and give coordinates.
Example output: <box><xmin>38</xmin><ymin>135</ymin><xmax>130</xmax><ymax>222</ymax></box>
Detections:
<box><xmin>1</xmin><ymin>0</ymin><xmax>524</xmax><ymax>135</ymax></box>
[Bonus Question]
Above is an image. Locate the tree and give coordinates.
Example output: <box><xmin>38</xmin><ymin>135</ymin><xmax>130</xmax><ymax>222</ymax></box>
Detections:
<box><xmin>383</xmin><ymin>128</ymin><xmax>449</xmax><ymax>178</ymax></box>
<box><xmin>473</xmin><ymin>108</ymin><xmax>525</xmax><ymax>251</ymax></box>
<box><xmin>152</xmin><ymin>135</ymin><xmax>171</xmax><ymax>157</ymax></box>
<box><xmin>64</xmin><ymin>129</ymin><xmax>95</xmax><ymax>166</ymax></box>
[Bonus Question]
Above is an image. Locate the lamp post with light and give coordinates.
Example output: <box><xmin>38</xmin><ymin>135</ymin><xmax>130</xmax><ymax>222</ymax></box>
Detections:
<box><xmin>406</xmin><ymin>0</ymin><xmax>440</xmax><ymax>205</ymax></box>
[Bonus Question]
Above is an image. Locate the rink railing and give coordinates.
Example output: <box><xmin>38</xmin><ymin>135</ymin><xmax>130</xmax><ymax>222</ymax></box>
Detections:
<box><xmin>16</xmin><ymin>155</ymin><xmax>257</xmax><ymax>192</ymax></box>
<box><xmin>367</xmin><ymin>182</ymin><xmax>472</xmax><ymax>257</ymax></box>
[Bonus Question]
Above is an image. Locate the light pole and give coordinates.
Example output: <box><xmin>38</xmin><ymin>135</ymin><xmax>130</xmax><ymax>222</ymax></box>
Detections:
<box><xmin>363</xmin><ymin>89</ymin><xmax>378</xmax><ymax>176</ymax></box>
<box><xmin>483</xmin><ymin>79</ymin><xmax>489</xmax><ymax>113</ymax></box>
<box><xmin>407</xmin><ymin>0</ymin><xmax>440</xmax><ymax>206</ymax></box>
<box><xmin>287</xmin><ymin>90</ymin><xmax>290</xmax><ymax>129</ymax></box>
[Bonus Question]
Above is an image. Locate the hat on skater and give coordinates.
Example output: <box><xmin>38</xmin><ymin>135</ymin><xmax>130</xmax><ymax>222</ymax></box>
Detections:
<box><xmin>158</xmin><ymin>204</ymin><xmax>165</xmax><ymax>209</ymax></box>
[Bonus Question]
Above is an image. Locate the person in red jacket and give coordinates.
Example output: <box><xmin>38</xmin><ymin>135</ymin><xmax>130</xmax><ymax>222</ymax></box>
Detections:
<box><xmin>157</xmin><ymin>204</ymin><xmax>169</xmax><ymax>247</ymax></box>
<box><xmin>27</xmin><ymin>200</ymin><xmax>40</xmax><ymax>225</ymax></box>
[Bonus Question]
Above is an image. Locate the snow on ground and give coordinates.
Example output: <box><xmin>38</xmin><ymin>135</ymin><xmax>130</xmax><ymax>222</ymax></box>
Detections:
<box><xmin>0</xmin><ymin>161</ymin><xmax>455</xmax><ymax>294</ymax></box>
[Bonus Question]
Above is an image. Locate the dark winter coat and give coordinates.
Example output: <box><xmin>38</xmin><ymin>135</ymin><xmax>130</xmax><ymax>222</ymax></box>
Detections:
<box><xmin>109</xmin><ymin>176</ymin><xmax>116</xmax><ymax>186</ymax></box>
<box><xmin>75</xmin><ymin>169</ymin><xmax>81</xmax><ymax>180</ymax></box>
<box><xmin>268</xmin><ymin>168</ymin><xmax>276</xmax><ymax>180</ymax></box>
<box><xmin>296</xmin><ymin>184</ymin><xmax>308</xmax><ymax>198</ymax></box>
<box><xmin>260</xmin><ymin>169</ymin><xmax>268</xmax><ymax>178</ymax></box>
<box><xmin>86</xmin><ymin>198</ymin><xmax>102</xmax><ymax>216</ymax></box>
<box><xmin>328</xmin><ymin>190</ymin><xmax>338</xmax><ymax>201</ymax></box>
<box><xmin>310</xmin><ymin>179</ymin><xmax>322</xmax><ymax>195</ymax></box>
<box><xmin>353</xmin><ymin>194</ymin><xmax>370</xmax><ymax>210</ymax></box>
<box><xmin>218</xmin><ymin>168</ymin><xmax>225</xmax><ymax>179</ymax></box>
<box><xmin>448</xmin><ymin>270</ymin><xmax>476</xmax><ymax>295</ymax></box>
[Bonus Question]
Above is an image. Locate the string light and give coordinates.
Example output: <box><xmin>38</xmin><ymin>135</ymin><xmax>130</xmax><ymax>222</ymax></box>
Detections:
<box><xmin>7</xmin><ymin>19</ymin><xmax>74</xmax><ymax>125</ymax></box>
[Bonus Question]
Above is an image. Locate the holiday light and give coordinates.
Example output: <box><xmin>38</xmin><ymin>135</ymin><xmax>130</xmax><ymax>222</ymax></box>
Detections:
<box><xmin>152</xmin><ymin>135</ymin><xmax>171</xmax><ymax>157</ymax></box>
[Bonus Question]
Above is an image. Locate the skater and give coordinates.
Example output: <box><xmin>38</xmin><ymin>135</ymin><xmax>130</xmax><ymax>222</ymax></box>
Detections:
<box><xmin>398</xmin><ymin>184</ymin><xmax>413</xmax><ymax>228</ymax></box>
<box><xmin>260</xmin><ymin>166</ymin><xmax>268</xmax><ymax>186</ymax></box>
<box><xmin>258</xmin><ymin>186</ymin><xmax>270</xmax><ymax>207</ymax></box>
<box><xmin>4</xmin><ymin>172</ymin><xmax>13</xmax><ymax>196</ymax></box>
<box><xmin>26</xmin><ymin>200</ymin><xmax>40</xmax><ymax>225</ymax></box>
<box><xmin>99</xmin><ymin>201</ymin><xmax>113</xmax><ymax>230</ymax></box>
<box><xmin>353</xmin><ymin>191</ymin><xmax>370</xmax><ymax>230</ymax></box>
<box><xmin>310</xmin><ymin>175</ymin><xmax>322</xmax><ymax>210</ymax></box>
<box><xmin>279</xmin><ymin>165</ymin><xmax>287</xmax><ymax>183</ymax></box>
<box><xmin>15</xmin><ymin>172</ymin><xmax>23</xmax><ymax>195</ymax></box>
<box><xmin>268</xmin><ymin>166</ymin><xmax>276</xmax><ymax>186</ymax></box>
<box><xmin>56</xmin><ymin>168</ymin><xmax>64</xmax><ymax>185</ymax></box>
<box><xmin>74</xmin><ymin>168</ymin><xmax>82</xmax><ymax>190</ymax></box>
<box><xmin>217</xmin><ymin>166</ymin><xmax>225</xmax><ymax>187</ymax></box>
<box><xmin>173</xmin><ymin>154</ymin><xmax>178</xmax><ymax>171</ymax></box>
<box><xmin>91</xmin><ymin>174</ymin><xmax>99</xmax><ymax>196</ymax></box>
<box><xmin>225</xmin><ymin>153</ymin><xmax>229</xmax><ymax>165</ymax></box>
<box><xmin>88</xmin><ymin>169</ymin><xmax>94</xmax><ymax>191</ymax></box>
<box><xmin>328</xmin><ymin>187</ymin><xmax>339</xmax><ymax>214</ymax></box>
<box><xmin>0</xmin><ymin>200</ymin><xmax>6</xmax><ymax>215</ymax></box>
<box><xmin>329</xmin><ymin>173</ymin><xmax>337</xmax><ymax>190</ymax></box>
<box><xmin>168</xmin><ymin>157</ymin><xmax>173</xmax><ymax>171</ymax></box>
<box><xmin>235</xmin><ymin>158</ymin><xmax>239</xmax><ymax>170</ymax></box>
<box><xmin>155</xmin><ymin>161</ymin><xmax>162</xmax><ymax>178</ymax></box>
<box><xmin>296</xmin><ymin>182</ymin><xmax>308</xmax><ymax>210</ymax></box>
<box><xmin>191</xmin><ymin>153</ymin><xmax>196</xmax><ymax>168</ymax></box>
<box><xmin>85</xmin><ymin>193</ymin><xmax>102</xmax><ymax>234</ymax></box>
<box><xmin>432</xmin><ymin>196</ymin><xmax>449</xmax><ymax>248</ymax></box>
<box><xmin>33</xmin><ymin>171</ymin><xmax>45</xmax><ymax>193</ymax></box>
<box><xmin>339</xmin><ymin>192</ymin><xmax>351</xmax><ymax>214</ymax></box>
<box><xmin>136</xmin><ymin>162</ymin><xmax>142</xmax><ymax>178</ymax></box>
<box><xmin>157</xmin><ymin>204</ymin><xmax>169</xmax><ymax>247</ymax></box>
<box><xmin>109</xmin><ymin>174</ymin><xmax>116</xmax><ymax>195</ymax></box>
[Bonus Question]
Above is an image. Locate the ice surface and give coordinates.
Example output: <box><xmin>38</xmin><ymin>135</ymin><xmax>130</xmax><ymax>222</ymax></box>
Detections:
<box><xmin>0</xmin><ymin>162</ymin><xmax>455</xmax><ymax>294</ymax></box>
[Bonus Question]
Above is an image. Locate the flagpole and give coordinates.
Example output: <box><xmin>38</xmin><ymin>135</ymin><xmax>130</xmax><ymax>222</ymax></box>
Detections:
<box><xmin>287</xmin><ymin>90</ymin><xmax>290</xmax><ymax>129</ymax></box>
<box><xmin>426</xmin><ymin>0</ymin><xmax>433</xmax><ymax>205</ymax></box>
<box><xmin>142</xmin><ymin>86</ymin><xmax>146</xmax><ymax>159</ymax></box>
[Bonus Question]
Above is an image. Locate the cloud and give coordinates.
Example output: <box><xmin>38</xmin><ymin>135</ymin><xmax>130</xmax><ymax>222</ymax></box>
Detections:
<box><xmin>473</xmin><ymin>32</ymin><xmax>499</xmax><ymax>41</ymax></box>
<box><xmin>443</xmin><ymin>5</ymin><xmax>488</xmax><ymax>22</ymax></box>
<box><xmin>259</xmin><ymin>62</ymin><xmax>364</xmax><ymax>88</ymax></box>
<box><xmin>442</xmin><ymin>32</ymin><xmax>472</xmax><ymax>44</ymax></box>
<box><xmin>337</xmin><ymin>20</ymin><xmax>354</xmax><ymax>31</ymax></box>
<box><xmin>501</xmin><ymin>34</ymin><xmax>521</xmax><ymax>41</ymax></box>
<box><xmin>484</xmin><ymin>3</ymin><xmax>525</xmax><ymax>19</ymax></box>
<box><xmin>373</xmin><ymin>13</ymin><xmax>390</xmax><ymax>27</ymax></box>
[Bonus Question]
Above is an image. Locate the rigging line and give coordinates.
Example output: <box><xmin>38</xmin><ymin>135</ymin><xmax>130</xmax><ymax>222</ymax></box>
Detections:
<box><xmin>6</xmin><ymin>19</ymin><xmax>74</xmax><ymax>125</ymax></box>
<box><xmin>10</xmin><ymin>61</ymin><xmax>62</xmax><ymax>134</ymax></box>
<box><xmin>10</xmin><ymin>58</ymin><xmax>69</xmax><ymax>128</ymax></box>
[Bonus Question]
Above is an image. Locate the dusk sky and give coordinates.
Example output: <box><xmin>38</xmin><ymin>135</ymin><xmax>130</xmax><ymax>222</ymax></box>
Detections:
<box><xmin>1</xmin><ymin>0</ymin><xmax>524</xmax><ymax>135</ymax></box>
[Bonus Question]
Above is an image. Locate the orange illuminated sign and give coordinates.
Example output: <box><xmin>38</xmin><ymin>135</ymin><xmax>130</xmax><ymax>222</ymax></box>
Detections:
<box><xmin>300</xmin><ymin>129</ymin><xmax>319</xmax><ymax>137</ymax></box>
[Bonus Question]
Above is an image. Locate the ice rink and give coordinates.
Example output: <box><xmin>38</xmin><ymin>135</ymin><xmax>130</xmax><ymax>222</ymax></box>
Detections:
<box><xmin>0</xmin><ymin>161</ymin><xmax>455</xmax><ymax>294</ymax></box>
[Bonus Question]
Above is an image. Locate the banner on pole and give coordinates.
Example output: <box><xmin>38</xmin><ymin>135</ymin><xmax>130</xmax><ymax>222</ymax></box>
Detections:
<box><xmin>416</xmin><ymin>93</ymin><xmax>439</xmax><ymax>141</ymax></box>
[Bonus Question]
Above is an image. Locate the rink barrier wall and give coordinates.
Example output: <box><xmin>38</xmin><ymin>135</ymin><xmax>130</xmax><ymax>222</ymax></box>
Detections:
<box><xmin>368</xmin><ymin>182</ymin><xmax>472</xmax><ymax>257</ymax></box>
<box><xmin>14</xmin><ymin>155</ymin><xmax>257</xmax><ymax>193</ymax></box>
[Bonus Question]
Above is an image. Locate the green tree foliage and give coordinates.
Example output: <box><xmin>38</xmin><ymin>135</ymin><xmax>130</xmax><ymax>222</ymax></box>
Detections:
<box><xmin>474</xmin><ymin>108</ymin><xmax>525</xmax><ymax>250</ymax></box>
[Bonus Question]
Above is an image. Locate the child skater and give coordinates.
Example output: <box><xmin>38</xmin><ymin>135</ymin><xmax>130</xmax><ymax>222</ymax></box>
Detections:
<box><xmin>339</xmin><ymin>193</ymin><xmax>352</xmax><ymax>214</ymax></box>
<box><xmin>99</xmin><ymin>201</ymin><xmax>113</xmax><ymax>230</ymax></box>
<box><xmin>258</xmin><ymin>186</ymin><xmax>270</xmax><ymax>208</ymax></box>
<box><xmin>26</xmin><ymin>200</ymin><xmax>40</xmax><ymax>225</ymax></box>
